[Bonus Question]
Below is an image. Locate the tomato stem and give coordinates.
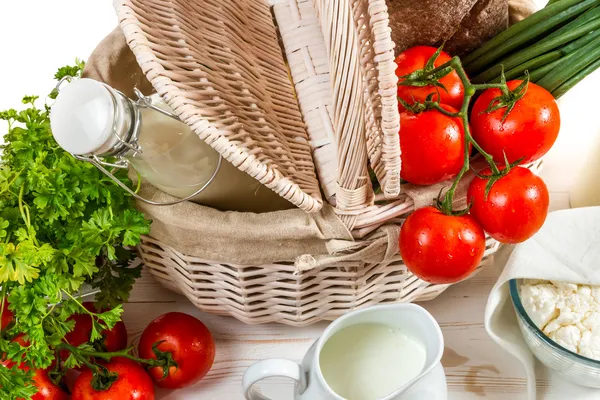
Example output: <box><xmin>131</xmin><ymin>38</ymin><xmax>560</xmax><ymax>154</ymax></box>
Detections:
<box><xmin>58</xmin><ymin>343</ymin><xmax>168</xmax><ymax>369</ymax></box>
<box><xmin>400</xmin><ymin>49</ymin><xmax>528</xmax><ymax>214</ymax></box>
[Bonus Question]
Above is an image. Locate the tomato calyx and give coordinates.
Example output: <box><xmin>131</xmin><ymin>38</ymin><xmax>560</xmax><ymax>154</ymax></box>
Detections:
<box><xmin>481</xmin><ymin>73</ymin><xmax>529</xmax><ymax>123</ymax></box>
<box><xmin>48</xmin><ymin>352</ymin><xmax>70</xmax><ymax>390</ymax></box>
<box><xmin>473</xmin><ymin>153</ymin><xmax>525</xmax><ymax>199</ymax></box>
<box><xmin>398</xmin><ymin>46</ymin><xmax>453</xmax><ymax>93</ymax></box>
<box><xmin>151</xmin><ymin>340</ymin><xmax>179</xmax><ymax>381</ymax></box>
<box><xmin>90</xmin><ymin>364</ymin><xmax>119</xmax><ymax>392</ymax></box>
<box><xmin>398</xmin><ymin>93</ymin><xmax>462</xmax><ymax>118</ymax></box>
<box><xmin>434</xmin><ymin>186</ymin><xmax>471</xmax><ymax>217</ymax></box>
<box><xmin>58</xmin><ymin>340</ymin><xmax>178</xmax><ymax>386</ymax></box>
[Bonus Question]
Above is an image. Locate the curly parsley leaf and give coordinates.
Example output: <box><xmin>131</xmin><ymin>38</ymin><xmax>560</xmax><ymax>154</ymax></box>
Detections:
<box><xmin>0</xmin><ymin>61</ymin><xmax>151</xmax><ymax>397</ymax></box>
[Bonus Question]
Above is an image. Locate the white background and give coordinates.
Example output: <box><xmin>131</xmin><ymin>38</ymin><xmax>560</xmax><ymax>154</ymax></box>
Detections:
<box><xmin>0</xmin><ymin>1</ymin><xmax>116</xmax><ymax>112</ymax></box>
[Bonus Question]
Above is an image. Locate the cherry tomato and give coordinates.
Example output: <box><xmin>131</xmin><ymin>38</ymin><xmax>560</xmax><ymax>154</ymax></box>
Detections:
<box><xmin>83</xmin><ymin>302</ymin><xmax>128</xmax><ymax>352</ymax></box>
<box><xmin>396</xmin><ymin>46</ymin><xmax>465</xmax><ymax>110</ymax></box>
<box><xmin>467</xmin><ymin>166</ymin><xmax>549</xmax><ymax>244</ymax></box>
<box><xmin>72</xmin><ymin>358</ymin><xmax>155</xmax><ymax>400</ymax></box>
<box><xmin>61</xmin><ymin>303</ymin><xmax>127</xmax><ymax>368</ymax></box>
<box><xmin>399</xmin><ymin>206</ymin><xmax>486</xmax><ymax>284</ymax></box>
<box><xmin>0</xmin><ymin>334</ymin><xmax>30</xmax><ymax>367</ymax></box>
<box><xmin>400</xmin><ymin>105</ymin><xmax>466</xmax><ymax>185</ymax></box>
<box><xmin>470</xmin><ymin>80</ymin><xmax>560</xmax><ymax>165</ymax></box>
<box><xmin>62</xmin><ymin>302</ymin><xmax>127</xmax><ymax>357</ymax></box>
<box><xmin>1</xmin><ymin>299</ymin><xmax>14</xmax><ymax>330</ymax></box>
<box><xmin>2</xmin><ymin>336</ymin><xmax>67</xmax><ymax>400</ymax></box>
<box><xmin>21</xmin><ymin>368</ymin><xmax>69</xmax><ymax>400</ymax></box>
<box><xmin>138</xmin><ymin>312</ymin><xmax>215</xmax><ymax>389</ymax></box>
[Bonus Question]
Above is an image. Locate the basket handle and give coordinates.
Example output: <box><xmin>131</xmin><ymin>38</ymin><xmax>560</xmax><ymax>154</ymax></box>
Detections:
<box><xmin>313</xmin><ymin>0</ymin><xmax>373</xmax><ymax>226</ymax></box>
<box><xmin>242</xmin><ymin>359</ymin><xmax>307</xmax><ymax>400</ymax></box>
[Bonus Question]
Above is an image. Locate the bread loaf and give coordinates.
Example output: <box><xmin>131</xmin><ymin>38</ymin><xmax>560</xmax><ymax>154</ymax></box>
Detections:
<box><xmin>387</xmin><ymin>0</ymin><xmax>508</xmax><ymax>56</ymax></box>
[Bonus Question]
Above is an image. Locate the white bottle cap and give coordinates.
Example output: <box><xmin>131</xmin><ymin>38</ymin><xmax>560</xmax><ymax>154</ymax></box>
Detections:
<box><xmin>51</xmin><ymin>78</ymin><xmax>119</xmax><ymax>155</ymax></box>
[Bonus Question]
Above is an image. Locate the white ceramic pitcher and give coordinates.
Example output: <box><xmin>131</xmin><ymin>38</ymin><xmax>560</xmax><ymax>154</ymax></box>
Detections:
<box><xmin>242</xmin><ymin>304</ymin><xmax>447</xmax><ymax>400</ymax></box>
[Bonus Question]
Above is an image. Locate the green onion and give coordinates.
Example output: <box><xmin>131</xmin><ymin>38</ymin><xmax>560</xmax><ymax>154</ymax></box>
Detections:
<box><xmin>541</xmin><ymin>5</ymin><xmax>600</xmax><ymax>43</ymax></box>
<box><xmin>562</xmin><ymin>26</ymin><xmax>600</xmax><ymax>51</ymax></box>
<box><xmin>537</xmin><ymin>36</ymin><xmax>600</xmax><ymax>92</ymax></box>
<box><xmin>528</xmin><ymin>53</ymin><xmax>575</xmax><ymax>82</ymax></box>
<box><xmin>463</xmin><ymin>0</ymin><xmax>600</xmax><ymax>73</ymax></box>
<box><xmin>494</xmin><ymin>52</ymin><xmax>563</xmax><ymax>82</ymax></box>
<box><xmin>552</xmin><ymin>56</ymin><xmax>600</xmax><ymax>97</ymax></box>
<box><xmin>472</xmin><ymin>19</ymin><xmax>600</xmax><ymax>83</ymax></box>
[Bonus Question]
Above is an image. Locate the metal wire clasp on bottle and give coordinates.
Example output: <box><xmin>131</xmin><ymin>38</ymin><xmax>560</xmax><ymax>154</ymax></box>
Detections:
<box><xmin>53</xmin><ymin>77</ymin><xmax>222</xmax><ymax>206</ymax></box>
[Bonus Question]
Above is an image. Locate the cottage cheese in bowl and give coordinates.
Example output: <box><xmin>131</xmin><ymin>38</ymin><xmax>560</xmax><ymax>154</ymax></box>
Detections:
<box><xmin>520</xmin><ymin>280</ymin><xmax>600</xmax><ymax>360</ymax></box>
<box><xmin>511</xmin><ymin>279</ymin><xmax>600</xmax><ymax>387</ymax></box>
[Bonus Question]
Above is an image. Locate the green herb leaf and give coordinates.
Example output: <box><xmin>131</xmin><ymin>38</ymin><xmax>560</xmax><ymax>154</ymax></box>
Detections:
<box><xmin>0</xmin><ymin>60</ymin><xmax>150</xmax><ymax>396</ymax></box>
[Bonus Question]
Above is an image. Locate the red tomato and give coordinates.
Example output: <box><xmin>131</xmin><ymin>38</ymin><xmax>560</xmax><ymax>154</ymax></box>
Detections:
<box><xmin>83</xmin><ymin>302</ymin><xmax>128</xmax><ymax>352</ymax></box>
<box><xmin>470</xmin><ymin>80</ymin><xmax>560</xmax><ymax>165</ymax></box>
<box><xmin>400</xmin><ymin>105</ymin><xmax>466</xmax><ymax>185</ymax></box>
<box><xmin>396</xmin><ymin>46</ymin><xmax>465</xmax><ymax>110</ymax></box>
<box><xmin>1</xmin><ymin>334</ymin><xmax>30</xmax><ymax>367</ymax></box>
<box><xmin>1</xmin><ymin>299</ymin><xmax>14</xmax><ymax>330</ymax></box>
<box><xmin>21</xmin><ymin>368</ymin><xmax>69</xmax><ymax>400</ymax></box>
<box><xmin>467</xmin><ymin>166</ymin><xmax>549</xmax><ymax>244</ymax></box>
<box><xmin>12</xmin><ymin>333</ymin><xmax>29</xmax><ymax>347</ymax></box>
<box><xmin>138</xmin><ymin>312</ymin><xmax>215</xmax><ymax>389</ymax></box>
<box><xmin>61</xmin><ymin>303</ymin><xmax>127</xmax><ymax>369</ymax></box>
<box><xmin>62</xmin><ymin>302</ymin><xmax>128</xmax><ymax>361</ymax></box>
<box><xmin>72</xmin><ymin>358</ymin><xmax>154</xmax><ymax>400</ymax></box>
<box><xmin>2</xmin><ymin>336</ymin><xmax>67</xmax><ymax>400</ymax></box>
<box><xmin>399</xmin><ymin>206</ymin><xmax>486</xmax><ymax>284</ymax></box>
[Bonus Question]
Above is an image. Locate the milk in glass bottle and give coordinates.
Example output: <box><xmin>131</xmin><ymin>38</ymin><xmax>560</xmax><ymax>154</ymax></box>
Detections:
<box><xmin>50</xmin><ymin>79</ymin><xmax>292</xmax><ymax>212</ymax></box>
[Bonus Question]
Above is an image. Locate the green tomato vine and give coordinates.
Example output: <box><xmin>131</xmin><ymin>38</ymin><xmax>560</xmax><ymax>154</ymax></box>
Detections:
<box><xmin>398</xmin><ymin>47</ymin><xmax>528</xmax><ymax>213</ymax></box>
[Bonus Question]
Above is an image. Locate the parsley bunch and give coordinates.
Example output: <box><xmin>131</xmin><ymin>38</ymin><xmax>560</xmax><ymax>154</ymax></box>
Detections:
<box><xmin>0</xmin><ymin>62</ymin><xmax>151</xmax><ymax>398</ymax></box>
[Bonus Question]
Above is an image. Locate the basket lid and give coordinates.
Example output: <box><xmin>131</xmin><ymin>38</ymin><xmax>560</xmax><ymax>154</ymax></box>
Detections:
<box><xmin>114</xmin><ymin>0</ymin><xmax>323</xmax><ymax>212</ymax></box>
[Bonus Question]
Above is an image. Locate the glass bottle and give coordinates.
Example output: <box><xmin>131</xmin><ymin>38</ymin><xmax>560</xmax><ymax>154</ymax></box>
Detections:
<box><xmin>50</xmin><ymin>78</ymin><xmax>292</xmax><ymax>212</ymax></box>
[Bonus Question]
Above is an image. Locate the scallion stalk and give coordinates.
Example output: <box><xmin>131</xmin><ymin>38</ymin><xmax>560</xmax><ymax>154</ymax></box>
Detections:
<box><xmin>552</xmin><ymin>56</ymin><xmax>600</xmax><ymax>97</ymax></box>
<box><xmin>537</xmin><ymin>36</ymin><xmax>600</xmax><ymax>91</ymax></box>
<box><xmin>528</xmin><ymin>53</ymin><xmax>575</xmax><ymax>82</ymax></box>
<box><xmin>463</xmin><ymin>0</ymin><xmax>600</xmax><ymax>73</ymax></box>
<box><xmin>493</xmin><ymin>51</ymin><xmax>563</xmax><ymax>82</ymax></box>
<box><xmin>484</xmin><ymin>28</ymin><xmax>600</xmax><ymax>83</ymax></box>
<box><xmin>473</xmin><ymin>9</ymin><xmax>600</xmax><ymax>82</ymax></box>
<box><xmin>540</xmin><ymin>5</ymin><xmax>600</xmax><ymax>43</ymax></box>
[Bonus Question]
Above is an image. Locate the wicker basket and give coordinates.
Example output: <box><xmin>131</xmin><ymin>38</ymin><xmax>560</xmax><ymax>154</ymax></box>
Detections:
<box><xmin>115</xmin><ymin>0</ymin><xmax>540</xmax><ymax>326</ymax></box>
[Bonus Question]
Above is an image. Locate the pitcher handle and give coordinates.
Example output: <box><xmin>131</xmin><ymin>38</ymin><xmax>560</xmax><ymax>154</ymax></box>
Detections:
<box><xmin>242</xmin><ymin>359</ymin><xmax>307</xmax><ymax>400</ymax></box>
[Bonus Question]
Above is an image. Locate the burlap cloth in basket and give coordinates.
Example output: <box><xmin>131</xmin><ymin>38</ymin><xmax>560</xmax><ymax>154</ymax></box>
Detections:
<box><xmin>83</xmin><ymin>0</ymin><xmax>535</xmax><ymax>269</ymax></box>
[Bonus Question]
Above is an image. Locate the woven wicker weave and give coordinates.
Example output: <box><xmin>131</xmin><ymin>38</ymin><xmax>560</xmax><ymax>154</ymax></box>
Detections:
<box><xmin>117</xmin><ymin>0</ymin><xmax>324</xmax><ymax>212</ymax></box>
<box><xmin>115</xmin><ymin>0</ymin><xmax>538</xmax><ymax>326</ymax></box>
<box><xmin>141</xmin><ymin>235</ymin><xmax>500</xmax><ymax>326</ymax></box>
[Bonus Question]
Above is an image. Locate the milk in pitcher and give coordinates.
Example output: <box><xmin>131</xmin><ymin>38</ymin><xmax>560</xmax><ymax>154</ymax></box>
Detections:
<box><xmin>319</xmin><ymin>323</ymin><xmax>427</xmax><ymax>400</ymax></box>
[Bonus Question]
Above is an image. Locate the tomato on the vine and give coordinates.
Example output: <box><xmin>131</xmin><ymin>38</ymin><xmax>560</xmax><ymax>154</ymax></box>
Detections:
<box><xmin>1</xmin><ymin>299</ymin><xmax>13</xmax><ymax>330</ymax></box>
<box><xmin>138</xmin><ymin>312</ymin><xmax>215</xmax><ymax>389</ymax></box>
<box><xmin>83</xmin><ymin>302</ymin><xmax>128</xmax><ymax>352</ymax></box>
<box><xmin>470</xmin><ymin>80</ymin><xmax>560</xmax><ymax>165</ymax></box>
<box><xmin>2</xmin><ymin>335</ymin><xmax>68</xmax><ymax>400</ymax></box>
<box><xmin>61</xmin><ymin>302</ymin><xmax>127</xmax><ymax>367</ymax></box>
<box><xmin>399</xmin><ymin>206</ymin><xmax>486</xmax><ymax>284</ymax></box>
<box><xmin>20</xmin><ymin>368</ymin><xmax>69</xmax><ymax>400</ymax></box>
<box><xmin>400</xmin><ymin>105</ymin><xmax>466</xmax><ymax>185</ymax></box>
<box><xmin>396</xmin><ymin>46</ymin><xmax>465</xmax><ymax>111</ymax></box>
<box><xmin>63</xmin><ymin>302</ymin><xmax>127</xmax><ymax>353</ymax></box>
<box><xmin>467</xmin><ymin>166</ymin><xmax>549</xmax><ymax>244</ymax></box>
<box><xmin>72</xmin><ymin>358</ymin><xmax>155</xmax><ymax>400</ymax></box>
